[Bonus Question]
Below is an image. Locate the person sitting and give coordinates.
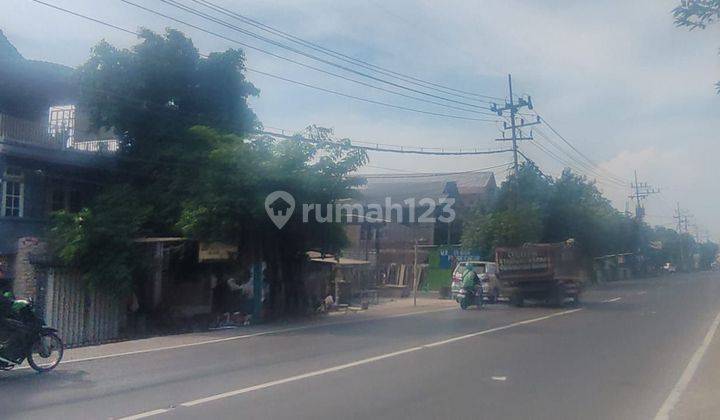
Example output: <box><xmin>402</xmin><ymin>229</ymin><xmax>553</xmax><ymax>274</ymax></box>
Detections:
<box><xmin>462</xmin><ymin>263</ymin><xmax>481</xmax><ymax>301</ymax></box>
<box><xmin>0</xmin><ymin>291</ymin><xmax>21</xmax><ymax>368</ymax></box>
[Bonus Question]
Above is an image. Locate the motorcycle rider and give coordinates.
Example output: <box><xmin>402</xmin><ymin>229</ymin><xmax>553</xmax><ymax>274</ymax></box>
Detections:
<box><xmin>461</xmin><ymin>263</ymin><xmax>482</xmax><ymax>305</ymax></box>
<box><xmin>0</xmin><ymin>291</ymin><xmax>28</xmax><ymax>368</ymax></box>
<box><xmin>0</xmin><ymin>291</ymin><xmax>15</xmax><ymax>367</ymax></box>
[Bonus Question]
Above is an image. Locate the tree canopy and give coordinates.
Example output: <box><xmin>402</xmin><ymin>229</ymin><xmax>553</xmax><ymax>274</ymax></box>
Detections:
<box><xmin>674</xmin><ymin>0</ymin><xmax>720</xmax><ymax>92</ymax></box>
<box><xmin>50</xmin><ymin>30</ymin><xmax>368</xmax><ymax>310</ymax></box>
<box><xmin>462</xmin><ymin>163</ymin><xmax>638</xmax><ymax>260</ymax></box>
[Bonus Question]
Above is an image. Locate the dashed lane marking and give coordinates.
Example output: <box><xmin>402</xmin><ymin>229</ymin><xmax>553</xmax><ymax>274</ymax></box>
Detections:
<box><xmin>117</xmin><ymin>308</ymin><xmax>583</xmax><ymax>419</ymax></box>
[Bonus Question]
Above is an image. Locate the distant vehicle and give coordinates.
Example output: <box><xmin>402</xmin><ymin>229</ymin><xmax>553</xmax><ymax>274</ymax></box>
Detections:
<box><xmin>495</xmin><ymin>241</ymin><xmax>584</xmax><ymax>307</ymax></box>
<box><xmin>663</xmin><ymin>262</ymin><xmax>677</xmax><ymax>274</ymax></box>
<box><xmin>450</xmin><ymin>261</ymin><xmax>501</xmax><ymax>303</ymax></box>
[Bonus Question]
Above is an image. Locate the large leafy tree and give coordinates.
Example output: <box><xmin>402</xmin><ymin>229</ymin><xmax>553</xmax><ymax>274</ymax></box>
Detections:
<box><xmin>462</xmin><ymin>163</ymin><xmax>549</xmax><ymax>257</ymax></box>
<box><xmin>177</xmin><ymin>126</ymin><xmax>367</xmax><ymax>314</ymax></box>
<box><xmin>52</xmin><ymin>29</ymin><xmax>259</xmax><ymax>294</ymax></box>
<box><xmin>52</xmin><ymin>30</ymin><xmax>368</xmax><ymax>314</ymax></box>
<box><xmin>76</xmin><ymin>28</ymin><xmax>259</xmax><ymax>231</ymax></box>
<box><xmin>462</xmin><ymin>163</ymin><xmax>639</xmax><ymax>262</ymax></box>
<box><xmin>673</xmin><ymin>0</ymin><xmax>720</xmax><ymax>92</ymax></box>
<box><xmin>544</xmin><ymin>170</ymin><xmax>637</xmax><ymax>258</ymax></box>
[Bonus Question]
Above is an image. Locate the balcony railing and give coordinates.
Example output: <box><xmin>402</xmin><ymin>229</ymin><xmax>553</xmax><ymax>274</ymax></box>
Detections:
<box><xmin>0</xmin><ymin>113</ymin><xmax>118</xmax><ymax>154</ymax></box>
<box><xmin>0</xmin><ymin>113</ymin><xmax>64</xmax><ymax>149</ymax></box>
<box><xmin>69</xmin><ymin>139</ymin><xmax>120</xmax><ymax>153</ymax></box>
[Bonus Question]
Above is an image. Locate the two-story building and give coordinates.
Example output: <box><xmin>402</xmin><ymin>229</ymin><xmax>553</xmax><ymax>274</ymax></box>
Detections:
<box><xmin>342</xmin><ymin>172</ymin><xmax>497</xmax><ymax>291</ymax></box>
<box><xmin>0</xmin><ymin>110</ymin><xmax>118</xmax><ymax>292</ymax></box>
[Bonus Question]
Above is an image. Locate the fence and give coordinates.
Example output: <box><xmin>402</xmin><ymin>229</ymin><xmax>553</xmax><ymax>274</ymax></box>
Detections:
<box><xmin>0</xmin><ymin>113</ymin><xmax>64</xmax><ymax>149</ymax></box>
<box><xmin>70</xmin><ymin>139</ymin><xmax>120</xmax><ymax>153</ymax></box>
<box><xmin>0</xmin><ymin>113</ymin><xmax>119</xmax><ymax>154</ymax></box>
<box><xmin>42</xmin><ymin>269</ymin><xmax>124</xmax><ymax>347</ymax></box>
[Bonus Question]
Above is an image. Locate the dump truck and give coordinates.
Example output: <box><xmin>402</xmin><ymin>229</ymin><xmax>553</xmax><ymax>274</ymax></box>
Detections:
<box><xmin>495</xmin><ymin>240</ymin><xmax>584</xmax><ymax>307</ymax></box>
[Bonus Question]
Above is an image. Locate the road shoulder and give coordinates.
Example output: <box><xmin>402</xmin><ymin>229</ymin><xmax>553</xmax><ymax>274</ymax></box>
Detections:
<box><xmin>670</xmin><ymin>316</ymin><xmax>720</xmax><ymax>419</ymax></box>
<box><xmin>56</xmin><ymin>296</ymin><xmax>457</xmax><ymax>364</ymax></box>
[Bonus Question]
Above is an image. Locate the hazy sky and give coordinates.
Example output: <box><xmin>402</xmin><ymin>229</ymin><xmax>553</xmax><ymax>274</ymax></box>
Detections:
<box><xmin>3</xmin><ymin>0</ymin><xmax>719</xmax><ymax>239</ymax></box>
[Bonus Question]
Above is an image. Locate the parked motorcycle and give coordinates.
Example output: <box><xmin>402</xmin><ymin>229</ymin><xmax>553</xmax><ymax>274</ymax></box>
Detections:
<box><xmin>456</xmin><ymin>286</ymin><xmax>483</xmax><ymax>310</ymax></box>
<box><xmin>0</xmin><ymin>297</ymin><xmax>64</xmax><ymax>372</ymax></box>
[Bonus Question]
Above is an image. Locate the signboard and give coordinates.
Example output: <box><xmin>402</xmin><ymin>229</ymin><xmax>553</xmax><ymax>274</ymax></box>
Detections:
<box><xmin>437</xmin><ymin>247</ymin><xmax>482</xmax><ymax>268</ymax></box>
<box><xmin>198</xmin><ymin>242</ymin><xmax>238</xmax><ymax>262</ymax></box>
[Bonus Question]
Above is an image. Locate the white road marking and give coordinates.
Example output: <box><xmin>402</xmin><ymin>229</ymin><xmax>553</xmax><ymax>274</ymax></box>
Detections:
<box><xmin>654</xmin><ymin>308</ymin><xmax>720</xmax><ymax>420</ymax></box>
<box><xmin>638</xmin><ymin>291</ymin><xmax>647</xmax><ymax>295</ymax></box>
<box><xmin>491</xmin><ymin>376</ymin><xmax>507</xmax><ymax>381</ymax></box>
<box><xmin>118</xmin><ymin>308</ymin><xmax>583</xmax><ymax>419</ymax></box>
<box><xmin>19</xmin><ymin>307</ymin><xmax>453</xmax><ymax>370</ymax></box>
<box><xmin>602</xmin><ymin>297</ymin><xmax>622</xmax><ymax>303</ymax></box>
<box><xmin>117</xmin><ymin>409</ymin><xmax>171</xmax><ymax>420</ymax></box>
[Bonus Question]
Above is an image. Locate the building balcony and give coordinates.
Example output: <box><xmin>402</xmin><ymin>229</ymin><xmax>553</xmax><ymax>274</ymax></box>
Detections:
<box><xmin>0</xmin><ymin>113</ymin><xmax>118</xmax><ymax>154</ymax></box>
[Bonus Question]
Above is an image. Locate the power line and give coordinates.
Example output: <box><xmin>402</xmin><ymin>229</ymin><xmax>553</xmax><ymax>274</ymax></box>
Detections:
<box><xmin>534</xmin><ymin>113</ymin><xmax>627</xmax><ymax>184</ymax></box>
<box><xmin>29</xmin><ymin>0</ymin><xmax>138</xmax><ymax>36</ymax></box>
<box><xmin>188</xmin><ymin>0</ymin><xmax>505</xmax><ymax>102</ymax></box>
<box><xmin>121</xmin><ymin>0</ymin><xmax>497</xmax><ymax>112</ymax></box>
<box><xmin>26</xmin><ymin>0</ymin><xmax>502</xmax><ymax>123</ymax></box>
<box><xmin>533</xmin><ymin>127</ymin><xmax>626</xmax><ymax>187</ymax></box>
<box><xmin>358</xmin><ymin>162</ymin><xmax>513</xmax><ymax>178</ymax></box>
<box><xmin>257</xmin><ymin>130</ymin><xmax>514</xmax><ymax>156</ymax></box>
<box><xmin>150</xmin><ymin>0</ymin><xmax>500</xmax><ymax>117</ymax></box>
<box><xmin>524</xmin><ymin>141</ymin><xmax>626</xmax><ymax>190</ymax></box>
<box><xmin>247</xmin><ymin>70</ymin><xmax>500</xmax><ymax>122</ymax></box>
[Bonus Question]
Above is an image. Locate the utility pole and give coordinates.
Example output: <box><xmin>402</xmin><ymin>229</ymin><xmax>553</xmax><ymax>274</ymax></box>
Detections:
<box><xmin>413</xmin><ymin>239</ymin><xmax>418</xmax><ymax>307</ymax></box>
<box><xmin>674</xmin><ymin>202</ymin><xmax>692</xmax><ymax>271</ymax></box>
<box><xmin>628</xmin><ymin>170</ymin><xmax>659</xmax><ymax>221</ymax></box>
<box><xmin>492</xmin><ymin>74</ymin><xmax>538</xmax><ymax>176</ymax></box>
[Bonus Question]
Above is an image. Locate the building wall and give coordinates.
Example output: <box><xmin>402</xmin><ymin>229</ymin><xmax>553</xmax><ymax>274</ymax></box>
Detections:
<box><xmin>0</xmin><ymin>157</ymin><xmax>47</xmax><ymax>254</ymax></box>
<box><xmin>0</xmin><ymin>154</ymin><xmax>102</xmax><ymax>255</ymax></box>
<box><xmin>12</xmin><ymin>236</ymin><xmax>46</xmax><ymax>299</ymax></box>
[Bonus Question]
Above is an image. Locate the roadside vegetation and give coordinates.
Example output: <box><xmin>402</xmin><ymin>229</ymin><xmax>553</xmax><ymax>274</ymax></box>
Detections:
<box><xmin>461</xmin><ymin>163</ymin><xmax>718</xmax><ymax>273</ymax></box>
<box><xmin>49</xmin><ymin>29</ymin><xmax>367</xmax><ymax>315</ymax></box>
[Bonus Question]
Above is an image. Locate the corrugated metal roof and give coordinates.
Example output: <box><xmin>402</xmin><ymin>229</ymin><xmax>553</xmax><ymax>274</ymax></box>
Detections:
<box><xmin>355</xmin><ymin>172</ymin><xmax>495</xmax><ymax>203</ymax></box>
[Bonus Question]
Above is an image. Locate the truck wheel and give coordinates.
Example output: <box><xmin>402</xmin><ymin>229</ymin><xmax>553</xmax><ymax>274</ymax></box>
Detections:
<box><xmin>488</xmin><ymin>288</ymin><xmax>499</xmax><ymax>304</ymax></box>
<box><xmin>552</xmin><ymin>286</ymin><xmax>565</xmax><ymax>307</ymax></box>
<box><xmin>571</xmin><ymin>295</ymin><xmax>581</xmax><ymax>307</ymax></box>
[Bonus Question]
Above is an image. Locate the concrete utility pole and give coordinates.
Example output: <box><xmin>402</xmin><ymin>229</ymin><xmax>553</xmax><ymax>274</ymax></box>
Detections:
<box><xmin>628</xmin><ymin>170</ymin><xmax>659</xmax><ymax>221</ymax></box>
<box><xmin>413</xmin><ymin>239</ymin><xmax>418</xmax><ymax>307</ymax></box>
<box><xmin>492</xmin><ymin>74</ymin><xmax>538</xmax><ymax>176</ymax></box>
<box><xmin>674</xmin><ymin>202</ymin><xmax>693</xmax><ymax>271</ymax></box>
<box><xmin>674</xmin><ymin>203</ymin><xmax>692</xmax><ymax>235</ymax></box>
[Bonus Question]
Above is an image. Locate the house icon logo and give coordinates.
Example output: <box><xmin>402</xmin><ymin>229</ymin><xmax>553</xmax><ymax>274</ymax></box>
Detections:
<box><xmin>264</xmin><ymin>191</ymin><xmax>295</xmax><ymax>229</ymax></box>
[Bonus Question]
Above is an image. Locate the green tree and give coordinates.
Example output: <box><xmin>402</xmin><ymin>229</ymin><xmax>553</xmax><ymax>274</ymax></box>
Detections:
<box><xmin>52</xmin><ymin>30</ymin><xmax>369</xmax><ymax>313</ymax></box>
<box><xmin>52</xmin><ymin>29</ymin><xmax>259</xmax><ymax>294</ymax></box>
<box><xmin>76</xmin><ymin>28</ymin><xmax>260</xmax><ymax>231</ymax></box>
<box><xmin>49</xmin><ymin>186</ymin><xmax>151</xmax><ymax>295</ymax></box>
<box><xmin>697</xmin><ymin>241</ymin><xmax>720</xmax><ymax>269</ymax></box>
<box><xmin>177</xmin><ymin>125</ymin><xmax>367</xmax><ymax>315</ymax></box>
<box><xmin>673</xmin><ymin>0</ymin><xmax>720</xmax><ymax>92</ymax></box>
<box><xmin>545</xmin><ymin>170</ymin><xmax>637</xmax><ymax>257</ymax></box>
<box><xmin>462</xmin><ymin>164</ymin><xmax>639</xmax><ymax>263</ymax></box>
<box><xmin>462</xmin><ymin>206</ymin><xmax>543</xmax><ymax>258</ymax></box>
<box><xmin>462</xmin><ymin>163</ymin><xmax>549</xmax><ymax>256</ymax></box>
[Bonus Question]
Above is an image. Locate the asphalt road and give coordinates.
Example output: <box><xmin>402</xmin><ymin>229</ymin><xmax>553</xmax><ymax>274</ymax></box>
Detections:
<box><xmin>1</xmin><ymin>272</ymin><xmax>719</xmax><ymax>420</ymax></box>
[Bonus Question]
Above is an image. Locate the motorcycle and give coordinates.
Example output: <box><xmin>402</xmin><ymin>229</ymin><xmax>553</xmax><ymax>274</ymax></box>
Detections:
<box><xmin>456</xmin><ymin>285</ymin><xmax>483</xmax><ymax>310</ymax></box>
<box><xmin>0</xmin><ymin>297</ymin><xmax>64</xmax><ymax>373</ymax></box>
